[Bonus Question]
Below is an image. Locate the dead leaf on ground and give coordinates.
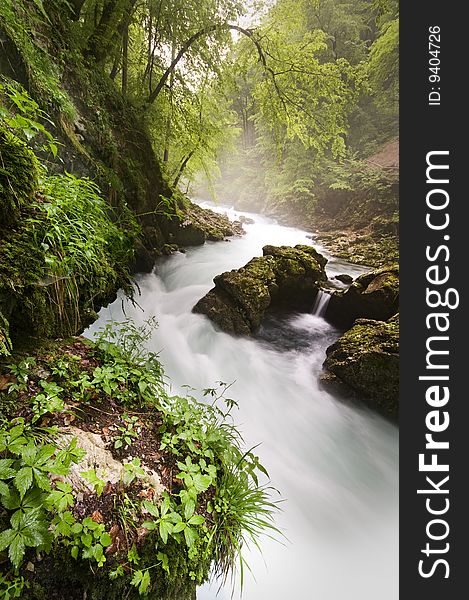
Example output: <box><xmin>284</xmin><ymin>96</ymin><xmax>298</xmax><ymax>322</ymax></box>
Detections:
<box><xmin>91</xmin><ymin>510</ymin><xmax>104</xmax><ymax>524</ymax></box>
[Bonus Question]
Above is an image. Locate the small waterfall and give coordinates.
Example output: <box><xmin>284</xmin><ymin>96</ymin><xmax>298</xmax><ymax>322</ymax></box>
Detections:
<box><xmin>312</xmin><ymin>290</ymin><xmax>331</xmax><ymax>317</ymax></box>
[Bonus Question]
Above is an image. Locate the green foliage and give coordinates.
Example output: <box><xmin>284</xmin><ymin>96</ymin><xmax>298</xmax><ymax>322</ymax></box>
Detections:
<box><xmin>31</xmin><ymin>380</ymin><xmax>65</xmax><ymax>423</ymax></box>
<box><xmin>0</xmin><ymin>80</ymin><xmax>135</xmax><ymax>352</ymax></box>
<box><xmin>0</xmin><ymin>319</ymin><xmax>280</xmax><ymax>597</ymax></box>
<box><xmin>0</xmin><ymin>169</ymin><xmax>133</xmax><ymax>341</ymax></box>
<box><xmin>0</xmin><ymin>420</ymin><xmax>84</xmax><ymax>570</ymax></box>
<box><xmin>368</xmin><ymin>17</ymin><xmax>399</xmax><ymax>104</ymax></box>
<box><xmin>91</xmin><ymin>320</ymin><xmax>281</xmax><ymax>587</ymax></box>
<box><xmin>0</xmin><ymin>573</ymin><xmax>29</xmax><ymax>598</ymax></box>
<box><xmin>114</xmin><ymin>414</ymin><xmax>140</xmax><ymax>450</ymax></box>
<box><xmin>122</xmin><ymin>457</ymin><xmax>146</xmax><ymax>486</ymax></box>
<box><xmin>0</xmin><ymin>78</ymin><xmax>58</xmax><ymax>157</ymax></box>
<box><xmin>80</xmin><ymin>469</ymin><xmax>106</xmax><ymax>497</ymax></box>
<box><xmin>69</xmin><ymin>517</ymin><xmax>112</xmax><ymax>567</ymax></box>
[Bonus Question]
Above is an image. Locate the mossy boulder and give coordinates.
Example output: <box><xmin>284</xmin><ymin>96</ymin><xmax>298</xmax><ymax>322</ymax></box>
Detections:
<box><xmin>326</xmin><ymin>264</ymin><xmax>399</xmax><ymax>328</ymax></box>
<box><xmin>0</xmin><ymin>128</ymin><xmax>39</xmax><ymax>227</ymax></box>
<box><xmin>162</xmin><ymin>202</ymin><xmax>244</xmax><ymax>248</ymax></box>
<box><xmin>323</xmin><ymin>314</ymin><xmax>399</xmax><ymax>417</ymax></box>
<box><xmin>193</xmin><ymin>245</ymin><xmax>328</xmax><ymax>335</ymax></box>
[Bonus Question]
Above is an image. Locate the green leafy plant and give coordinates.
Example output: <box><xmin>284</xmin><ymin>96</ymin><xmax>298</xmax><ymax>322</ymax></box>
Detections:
<box><xmin>31</xmin><ymin>380</ymin><xmax>65</xmax><ymax>423</ymax></box>
<box><xmin>130</xmin><ymin>569</ymin><xmax>151</xmax><ymax>596</ymax></box>
<box><xmin>0</xmin><ymin>77</ymin><xmax>58</xmax><ymax>157</ymax></box>
<box><xmin>122</xmin><ymin>457</ymin><xmax>146</xmax><ymax>486</ymax></box>
<box><xmin>114</xmin><ymin>414</ymin><xmax>140</xmax><ymax>450</ymax></box>
<box><xmin>69</xmin><ymin>517</ymin><xmax>112</xmax><ymax>567</ymax></box>
<box><xmin>0</xmin><ymin>421</ymin><xmax>84</xmax><ymax>570</ymax></box>
<box><xmin>0</xmin><ymin>573</ymin><xmax>29</xmax><ymax>598</ymax></box>
<box><xmin>80</xmin><ymin>469</ymin><xmax>106</xmax><ymax>497</ymax></box>
<box><xmin>6</xmin><ymin>358</ymin><xmax>36</xmax><ymax>393</ymax></box>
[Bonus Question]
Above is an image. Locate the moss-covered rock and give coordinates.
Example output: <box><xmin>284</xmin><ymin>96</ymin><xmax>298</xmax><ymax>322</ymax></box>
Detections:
<box><xmin>193</xmin><ymin>245</ymin><xmax>328</xmax><ymax>335</ymax></box>
<box><xmin>161</xmin><ymin>201</ymin><xmax>244</xmax><ymax>248</ymax></box>
<box><xmin>0</xmin><ymin>164</ymin><xmax>133</xmax><ymax>352</ymax></box>
<box><xmin>326</xmin><ymin>264</ymin><xmax>399</xmax><ymax>328</ymax></box>
<box><xmin>0</xmin><ymin>128</ymin><xmax>39</xmax><ymax>227</ymax></box>
<box><xmin>323</xmin><ymin>314</ymin><xmax>399</xmax><ymax>417</ymax></box>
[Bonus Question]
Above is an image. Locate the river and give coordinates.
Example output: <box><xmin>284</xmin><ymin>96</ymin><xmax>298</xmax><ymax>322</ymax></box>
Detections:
<box><xmin>86</xmin><ymin>202</ymin><xmax>399</xmax><ymax>600</ymax></box>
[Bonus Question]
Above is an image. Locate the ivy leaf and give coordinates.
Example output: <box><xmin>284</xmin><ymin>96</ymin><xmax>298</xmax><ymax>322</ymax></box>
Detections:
<box><xmin>20</xmin><ymin>442</ymin><xmax>37</xmax><ymax>466</ymax></box>
<box><xmin>143</xmin><ymin>500</ymin><xmax>159</xmax><ymax>518</ymax></box>
<box><xmin>131</xmin><ymin>569</ymin><xmax>151</xmax><ymax>595</ymax></box>
<box><xmin>184</xmin><ymin>498</ymin><xmax>195</xmax><ymax>520</ymax></box>
<box><xmin>159</xmin><ymin>520</ymin><xmax>173</xmax><ymax>544</ymax></box>
<box><xmin>1</xmin><ymin>487</ymin><xmax>21</xmax><ymax>510</ymax></box>
<box><xmin>32</xmin><ymin>469</ymin><xmax>51</xmax><ymax>492</ymax></box>
<box><xmin>192</xmin><ymin>473</ymin><xmax>211</xmax><ymax>493</ymax></box>
<box><xmin>172</xmin><ymin>522</ymin><xmax>185</xmax><ymax>534</ymax></box>
<box><xmin>100</xmin><ymin>532</ymin><xmax>112</xmax><ymax>547</ymax></box>
<box><xmin>0</xmin><ymin>458</ymin><xmax>16</xmax><ymax>479</ymax></box>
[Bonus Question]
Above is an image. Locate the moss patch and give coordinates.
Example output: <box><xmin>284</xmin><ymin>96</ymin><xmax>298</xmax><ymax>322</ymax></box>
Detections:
<box><xmin>0</xmin><ymin>128</ymin><xmax>39</xmax><ymax>227</ymax></box>
<box><xmin>324</xmin><ymin>314</ymin><xmax>399</xmax><ymax>417</ymax></box>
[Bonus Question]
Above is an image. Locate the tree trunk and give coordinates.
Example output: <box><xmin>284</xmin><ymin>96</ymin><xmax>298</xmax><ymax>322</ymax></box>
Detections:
<box><xmin>122</xmin><ymin>21</ymin><xmax>129</xmax><ymax>94</ymax></box>
<box><xmin>173</xmin><ymin>149</ymin><xmax>196</xmax><ymax>188</ymax></box>
<box><xmin>162</xmin><ymin>43</ymin><xmax>176</xmax><ymax>164</ymax></box>
<box><xmin>147</xmin><ymin>24</ymin><xmax>270</xmax><ymax>106</ymax></box>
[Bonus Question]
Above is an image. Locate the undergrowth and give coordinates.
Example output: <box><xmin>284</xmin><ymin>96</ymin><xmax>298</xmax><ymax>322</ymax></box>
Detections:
<box><xmin>0</xmin><ymin>78</ymin><xmax>136</xmax><ymax>352</ymax></box>
<box><xmin>0</xmin><ymin>320</ymin><xmax>281</xmax><ymax>598</ymax></box>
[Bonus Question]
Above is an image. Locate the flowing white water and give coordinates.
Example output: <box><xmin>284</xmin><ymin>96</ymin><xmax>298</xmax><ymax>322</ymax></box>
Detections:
<box><xmin>86</xmin><ymin>203</ymin><xmax>398</xmax><ymax>600</ymax></box>
<box><xmin>312</xmin><ymin>290</ymin><xmax>332</xmax><ymax>318</ymax></box>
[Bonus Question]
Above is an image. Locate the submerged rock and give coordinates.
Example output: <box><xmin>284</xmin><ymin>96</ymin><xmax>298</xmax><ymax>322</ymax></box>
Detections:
<box><xmin>326</xmin><ymin>264</ymin><xmax>399</xmax><ymax>328</ymax></box>
<box><xmin>323</xmin><ymin>314</ymin><xmax>399</xmax><ymax>417</ymax></box>
<box><xmin>193</xmin><ymin>244</ymin><xmax>328</xmax><ymax>335</ymax></box>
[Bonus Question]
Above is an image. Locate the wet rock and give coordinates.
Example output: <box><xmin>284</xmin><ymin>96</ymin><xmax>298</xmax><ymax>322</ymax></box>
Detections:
<box><xmin>323</xmin><ymin>314</ymin><xmax>399</xmax><ymax>417</ymax></box>
<box><xmin>239</xmin><ymin>215</ymin><xmax>255</xmax><ymax>225</ymax></box>
<box><xmin>326</xmin><ymin>264</ymin><xmax>398</xmax><ymax>328</ymax></box>
<box><xmin>193</xmin><ymin>244</ymin><xmax>328</xmax><ymax>335</ymax></box>
<box><xmin>163</xmin><ymin>202</ymin><xmax>244</xmax><ymax>247</ymax></box>
<box><xmin>334</xmin><ymin>273</ymin><xmax>353</xmax><ymax>284</ymax></box>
